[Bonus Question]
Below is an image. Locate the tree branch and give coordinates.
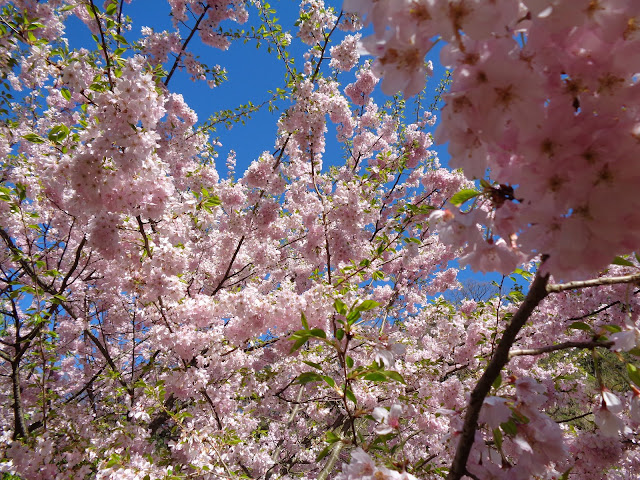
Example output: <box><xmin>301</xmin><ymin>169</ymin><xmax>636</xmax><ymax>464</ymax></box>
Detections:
<box><xmin>10</xmin><ymin>359</ymin><xmax>27</xmax><ymax>439</ymax></box>
<box><xmin>547</xmin><ymin>273</ymin><xmax>640</xmax><ymax>293</ymax></box>
<box><xmin>211</xmin><ymin>235</ymin><xmax>245</xmax><ymax>295</ymax></box>
<box><xmin>447</xmin><ymin>271</ymin><xmax>550</xmax><ymax>480</ymax></box>
<box><xmin>84</xmin><ymin>328</ymin><xmax>132</xmax><ymax>396</ymax></box>
<box><xmin>88</xmin><ymin>0</ymin><xmax>114</xmax><ymax>89</ymax></box>
<box><xmin>566</xmin><ymin>288</ymin><xmax>640</xmax><ymax>322</ymax></box>
<box><xmin>136</xmin><ymin>216</ymin><xmax>153</xmax><ymax>259</ymax></box>
<box><xmin>164</xmin><ymin>6</ymin><xmax>209</xmax><ymax>87</ymax></box>
<box><xmin>509</xmin><ymin>340</ymin><xmax>613</xmax><ymax>358</ymax></box>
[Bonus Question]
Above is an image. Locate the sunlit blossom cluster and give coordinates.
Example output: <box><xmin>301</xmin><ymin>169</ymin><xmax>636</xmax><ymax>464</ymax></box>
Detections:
<box><xmin>0</xmin><ymin>1</ymin><xmax>640</xmax><ymax>480</ymax></box>
<box><xmin>348</xmin><ymin>0</ymin><xmax>640</xmax><ymax>280</ymax></box>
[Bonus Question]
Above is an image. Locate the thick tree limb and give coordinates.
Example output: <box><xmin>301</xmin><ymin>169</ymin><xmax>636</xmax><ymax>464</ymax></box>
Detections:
<box><xmin>11</xmin><ymin>359</ymin><xmax>27</xmax><ymax>439</ymax></box>
<box><xmin>446</xmin><ymin>272</ymin><xmax>550</xmax><ymax>480</ymax></box>
<box><xmin>447</xmin><ymin>270</ymin><xmax>640</xmax><ymax>478</ymax></box>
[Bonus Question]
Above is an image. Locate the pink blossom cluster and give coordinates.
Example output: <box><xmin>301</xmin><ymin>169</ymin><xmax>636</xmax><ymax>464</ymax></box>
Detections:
<box><xmin>329</xmin><ymin>34</ymin><xmax>361</xmax><ymax>71</ymax></box>
<box><xmin>167</xmin><ymin>0</ymin><xmax>248</xmax><ymax>49</ymax></box>
<box><xmin>2</xmin><ymin>2</ymin><xmax>640</xmax><ymax>480</ymax></box>
<box><xmin>139</xmin><ymin>27</ymin><xmax>182</xmax><ymax>65</ymax></box>
<box><xmin>347</xmin><ymin>0</ymin><xmax>640</xmax><ymax>280</ymax></box>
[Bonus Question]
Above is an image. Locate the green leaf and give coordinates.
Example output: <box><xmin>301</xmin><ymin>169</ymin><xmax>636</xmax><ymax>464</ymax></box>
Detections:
<box><xmin>507</xmin><ymin>290</ymin><xmax>525</xmax><ymax>302</ymax></box>
<box><xmin>323</xmin><ymin>376</ymin><xmax>335</xmax><ymax>388</ymax></box>
<box><xmin>627</xmin><ymin>363</ymin><xmax>640</xmax><ymax>388</ymax></box>
<box><xmin>309</xmin><ymin>328</ymin><xmax>326</xmax><ymax>339</ymax></box>
<box><xmin>384</xmin><ymin>370</ymin><xmax>405</xmax><ymax>384</ymax></box>
<box><xmin>492</xmin><ymin>375</ymin><xmax>502</xmax><ymax>390</ymax></box>
<box><xmin>345</xmin><ymin>356</ymin><xmax>354</xmax><ymax>368</ymax></box>
<box><xmin>450</xmin><ymin>188</ymin><xmax>480</xmax><ymax>207</ymax></box>
<box><xmin>612</xmin><ymin>256</ymin><xmax>635</xmax><ymax>267</ymax></box>
<box><xmin>22</xmin><ymin>133</ymin><xmax>45</xmax><ymax>143</ymax></box>
<box><xmin>300</xmin><ymin>311</ymin><xmax>308</xmax><ymax>329</ymax></box>
<box><xmin>302</xmin><ymin>360</ymin><xmax>322</xmax><ymax>370</ymax></box>
<box><xmin>326</xmin><ymin>431</ymin><xmax>340</xmax><ymax>443</ymax></box>
<box><xmin>354</xmin><ymin>300</ymin><xmax>380</xmax><ymax>313</ymax></box>
<box><xmin>513</xmin><ymin>268</ymin><xmax>533</xmax><ymax>280</ymax></box>
<box><xmin>106</xmin><ymin>1</ymin><xmax>117</xmax><ymax>15</ymax></box>
<box><xmin>344</xmin><ymin>387</ymin><xmax>356</xmax><ymax>404</ymax></box>
<box><xmin>61</xmin><ymin>88</ymin><xmax>71</xmax><ymax>100</ymax></box>
<box><xmin>48</xmin><ymin>125</ymin><xmax>70</xmax><ymax>143</ymax></box>
<box><xmin>568</xmin><ymin>321</ymin><xmax>592</xmax><ymax>332</ymax></box>
<box><xmin>114</xmin><ymin>34</ymin><xmax>128</xmax><ymax>44</ymax></box>
<box><xmin>629</xmin><ymin>347</ymin><xmax>640</xmax><ymax>357</ymax></box>
<box><xmin>346</xmin><ymin>311</ymin><xmax>360</xmax><ymax>325</ymax></box>
<box><xmin>334</xmin><ymin>299</ymin><xmax>347</xmax><ymax>316</ymax></box>
<box><xmin>602</xmin><ymin>325</ymin><xmax>622</xmax><ymax>333</ymax></box>
<box><xmin>335</xmin><ymin>328</ymin><xmax>345</xmax><ymax>341</ymax></box>
<box><xmin>315</xmin><ymin>445</ymin><xmax>332</xmax><ymax>462</ymax></box>
<box><xmin>89</xmin><ymin>80</ymin><xmax>107</xmax><ymax>92</ymax></box>
<box><xmin>289</xmin><ymin>336</ymin><xmax>308</xmax><ymax>353</ymax></box>
<box><xmin>559</xmin><ymin>468</ymin><xmax>573</xmax><ymax>480</ymax></box>
<box><xmin>296</xmin><ymin>372</ymin><xmax>323</xmax><ymax>384</ymax></box>
<box><xmin>363</xmin><ymin>372</ymin><xmax>387</xmax><ymax>382</ymax></box>
<box><xmin>493</xmin><ymin>428</ymin><xmax>503</xmax><ymax>450</ymax></box>
<box><xmin>500</xmin><ymin>419</ymin><xmax>518</xmax><ymax>435</ymax></box>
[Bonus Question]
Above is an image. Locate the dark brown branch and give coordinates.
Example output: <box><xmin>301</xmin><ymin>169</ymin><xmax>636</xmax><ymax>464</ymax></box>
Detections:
<box><xmin>566</xmin><ymin>288</ymin><xmax>640</xmax><ymax>322</ymax></box>
<box><xmin>556</xmin><ymin>411</ymin><xmax>592</xmax><ymax>424</ymax></box>
<box><xmin>164</xmin><ymin>7</ymin><xmax>210</xmax><ymax>86</ymax></box>
<box><xmin>447</xmin><ymin>271</ymin><xmax>550</xmax><ymax>480</ymax></box>
<box><xmin>63</xmin><ymin>368</ymin><xmax>104</xmax><ymax>405</ymax></box>
<box><xmin>59</xmin><ymin>235</ymin><xmax>87</xmax><ymax>291</ymax></box>
<box><xmin>11</xmin><ymin>359</ymin><xmax>27</xmax><ymax>439</ymax></box>
<box><xmin>310</xmin><ymin>11</ymin><xmax>344</xmax><ymax>82</ymax></box>
<box><xmin>88</xmin><ymin>0</ymin><xmax>114</xmax><ymax>89</ymax></box>
<box><xmin>509</xmin><ymin>340</ymin><xmax>613</xmax><ymax>358</ymax></box>
<box><xmin>136</xmin><ymin>216</ymin><xmax>153</xmax><ymax>259</ymax></box>
<box><xmin>116</xmin><ymin>0</ymin><xmax>125</xmax><ymax>37</ymax></box>
<box><xmin>84</xmin><ymin>329</ymin><xmax>132</xmax><ymax>396</ymax></box>
<box><xmin>211</xmin><ymin>236</ymin><xmax>245</xmax><ymax>295</ymax></box>
<box><xmin>0</xmin><ymin>349</ymin><xmax>11</xmax><ymax>361</ymax></box>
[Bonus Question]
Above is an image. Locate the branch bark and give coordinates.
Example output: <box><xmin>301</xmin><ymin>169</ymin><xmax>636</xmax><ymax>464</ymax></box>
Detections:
<box><xmin>509</xmin><ymin>340</ymin><xmax>613</xmax><ymax>358</ymax></box>
<box><xmin>446</xmin><ymin>272</ymin><xmax>550</xmax><ymax>480</ymax></box>
<box><xmin>164</xmin><ymin>6</ymin><xmax>210</xmax><ymax>86</ymax></box>
<box><xmin>11</xmin><ymin>359</ymin><xmax>27</xmax><ymax>439</ymax></box>
<box><xmin>547</xmin><ymin>273</ymin><xmax>640</xmax><ymax>293</ymax></box>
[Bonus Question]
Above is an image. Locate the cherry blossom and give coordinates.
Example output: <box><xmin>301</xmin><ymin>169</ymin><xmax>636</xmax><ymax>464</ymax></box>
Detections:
<box><xmin>1</xmin><ymin>2</ymin><xmax>640</xmax><ymax>480</ymax></box>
